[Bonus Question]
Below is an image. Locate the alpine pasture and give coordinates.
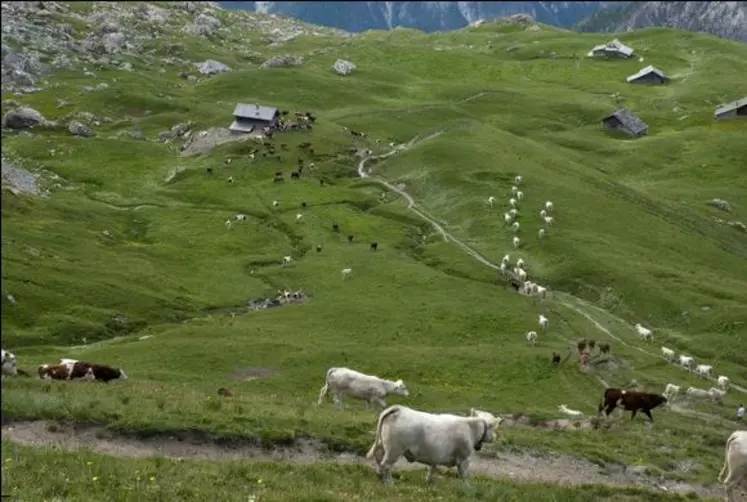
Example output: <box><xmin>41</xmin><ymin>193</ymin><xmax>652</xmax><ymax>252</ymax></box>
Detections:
<box><xmin>2</xmin><ymin>3</ymin><xmax>747</xmax><ymax>501</ymax></box>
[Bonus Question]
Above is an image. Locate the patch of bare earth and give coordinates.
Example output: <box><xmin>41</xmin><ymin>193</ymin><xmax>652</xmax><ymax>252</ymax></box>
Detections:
<box><xmin>1</xmin><ymin>421</ymin><xmax>722</xmax><ymax>498</ymax></box>
<box><xmin>231</xmin><ymin>367</ymin><xmax>280</xmax><ymax>381</ymax></box>
<box><xmin>180</xmin><ymin>127</ymin><xmax>258</xmax><ymax>156</ymax></box>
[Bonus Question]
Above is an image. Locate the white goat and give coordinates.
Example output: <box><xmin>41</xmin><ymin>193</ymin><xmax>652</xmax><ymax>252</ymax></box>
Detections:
<box><xmin>539</xmin><ymin>314</ymin><xmax>549</xmax><ymax>331</ymax></box>
<box><xmin>526</xmin><ymin>331</ymin><xmax>538</xmax><ymax>345</ymax></box>
<box><xmin>513</xmin><ymin>236</ymin><xmax>521</xmax><ymax>249</ymax></box>
<box><xmin>634</xmin><ymin>323</ymin><xmax>653</xmax><ymax>342</ymax></box>
<box><xmin>342</xmin><ymin>268</ymin><xmax>352</xmax><ymax>279</ymax></box>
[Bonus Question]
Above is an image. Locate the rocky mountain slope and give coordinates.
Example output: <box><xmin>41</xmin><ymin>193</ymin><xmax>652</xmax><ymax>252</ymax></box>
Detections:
<box><xmin>575</xmin><ymin>1</ymin><xmax>747</xmax><ymax>43</ymax></box>
<box><xmin>220</xmin><ymin>1</ymin><xmax>610</xmax><ymax>32</ymax></box>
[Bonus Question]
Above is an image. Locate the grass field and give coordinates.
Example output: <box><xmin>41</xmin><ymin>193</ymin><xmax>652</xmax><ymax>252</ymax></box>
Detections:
<box><xmin>2</xmin><ymin>2</ymin><xmax>747</xmax><ymax>500</ymax></box>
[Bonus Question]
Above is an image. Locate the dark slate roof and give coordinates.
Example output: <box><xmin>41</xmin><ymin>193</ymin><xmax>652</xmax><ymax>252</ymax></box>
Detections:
<box><xmin>714</xmin><ymin>96</ymin><xmax>747</xmax><ymax>116</ymax></box>
<box><xmin>626</xmin><ymin>65</ymin><xmax>669</xmax><ymax>83</ymax></box>
<box><xmin>587</xmin><ymin>38</ymin><xmax>634</xmax><ymax>57</ymax></box>
<box><xmin>229</xmin><ymin>120</ymin><xmax>255</xmax><ymax>133</ymax></box>
<box><xmin>603</xmin><ymin>108</ymin><xmax>648</xmax><ymax>135</ymax></box>
<box><xmin>233</xmin><ymin>103</ymin><xmax>278</xmax><ymax>121</ymax></box>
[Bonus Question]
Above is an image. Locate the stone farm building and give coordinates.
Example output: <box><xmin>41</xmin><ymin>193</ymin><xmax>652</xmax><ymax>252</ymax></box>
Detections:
<box><xmin>602</xmin><ymin>108</ymin><xmax>648</xmax><ymax>137</ymax></box>
<box><xmin>587</xmin><ymin>39</ymin><xmax>634</xmax><ymax>59</ymax></box>
<box><xmin>626</xmin><ymin>65</ymin><xmax>670</xmax><ymax>84</ymax></box>
<box><xmin>229</xmin><ymin>103</ymin><xmax>279</xmax><ymax>133</ymax></box>
<box><xmin>714</xmin><ymin>97</ymin><xmax>747</xmax><ymax>120</ymax></box>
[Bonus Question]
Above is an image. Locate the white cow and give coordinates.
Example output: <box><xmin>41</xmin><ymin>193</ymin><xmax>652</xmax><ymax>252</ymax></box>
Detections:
<box><xmin>282</xmin><ymin>255</ymin><xmax>293</xmax><ymax>264</ymax></box>
<box><xmin>366</xmin><ymin>405</ymin><xmax>501</xmax><ymax>485</ymax></box>
<box><xmin>538</xmin><ymin>228</ymin><xmax>546</xmax><ymax>239</ymax></box>
<box><xmin>516</xmin><ymin>268</ymin><xmax>527</xmax><ymax>281</ymax></box>
<box><xmin>341</xmin><ymin>268</ymin><xmax>352</xmax><ymax>279</ymax></box>
<box><xmin>535</xmin><ymin>285</ymin><xmax>548</xmax><ymax>299</ymax></box>
<box><xmin>509</xmin><ymin>208</ymin><xmax>518</xmax><ymax>218</ymax></box>
<box><xmin>540</xmin><ymin>209</ymin><xmax>547</xmax><ymax>219</ymax></box>
<box><xmin>718</xmin><ymin>376</ymin><xmax>730</xmax><ymax>391</ymax></box>
<box><xmin>1</xmin><ymin>349</ymin><xmax>18</xmax><ymax>376</ymax></box>
<box><xmin>634</xmin><ymin>323</ymin><xmax>653</xmax><ymax>342</ymax></box>
<box><xmin>318</xmin><ymin>367</ymin><xmax>409</xmax><ymax>409</ymax></box>
<box><xmin>296</xmin><ymin>213</ymin><xmax>304</xmax><ymax>222</ymax></box>
<box><xmin>509</xmin><ymin>198</ymin><xmax>518</xmax><ymax>208</ymax></box>
<box><xmin>487</xmin><ymin>196</ymin><xmax>496</xmax><ymax>207</ymax></box>
<box><xmin>539</xmin><ymin>314</ymin><xmax>549</xmax><ymax>331</ymax></box>
<box><xmin>663</xmin><ymin>383</ymin><xmax>680</xmax><ymax>402</ymax></box>
<box><xmin>543</xmin><ymin>216</ymin><xmax>554</xmax><ymax>227</ymax></box>
<box><xmin>718</xmin><ymin>430</ymin><xmax>747</xmax><ymax>502</ymax></box>
<box><xmin>513</xmin><ymin>236</ymin><xmax>521</xmax><ymax>249</ymax></box>
<box><xmin>516</xmin><ymin>191</ymin><xmax>524</xmax><ymax>201</ymax></box>
<box><xmin>504</xmin><ymin>213</ymin><xmax>512</xmax><ymax>224</ymax></box>
<box><xmin>686</xmin><ymin>387</ymin><xmax>711</xmax><ymax>400</ymax></box>
<box><xmin>272</xmin><ymin>200</ymin><xmax>279</xmax><ymax>207</ymax></box>
<box><xmin>511</xmin><ymin>222</ymin><xmax>520</xmax><ymax>233</ymax></box>
<box><xmin>515</xmin><ymin>175</ymin><xmax>523</xmax><ymax>185</ymax></box>
<box><xmin>499</xmin><ymin>262</ymin><xmax>507</xmax><ymax>276</ymax></box>
<box><xmin>695</xmin><ymin>364</ymin><xmax>713</xmax><ymax>379</ymax></box>
<box><xmin>545</xmin><ymin>201</ymin><xmax>554</xmax><ymax>212</ymax></box>
<box><xmin>661</xmin><ymin>346</ymin><xmax>675</xmax><ymax>361</ymax></box>
<box><xmin>501</xmin><ymin>254</ymin><xmax>510</xmax><ymax>265</ymax></box>
<box><xmin>526</xmin><ymin>331</ymin><xmax>538</xmax><ymax>345</ymax></box>
<box><xmin>225</xmin><ymin>219</ymin><xmax>232</xmax><ymax>229</ymax></box>
<box><xmin>235</xmin><ymin>214</ymin><xmax>248</xmax><ymax>221</ymax></box>
<box><xmin>679</xmin><ymin>355</ymin><xmax>695</xmax><ymax>371</ymax></box>
<box><xmin>557</xmin><ymin>404</ymin><xmax>584</xmax><ymax>418</ymax></box>
<box><xmin>511</xmin><ymin>186</ymin><xmax>519</xmax><ymax>195</ymax></box>
<box><xmin>708</xmin><ymin>387</ymin><xmax>726</xmax><ymax>404</ymax></box>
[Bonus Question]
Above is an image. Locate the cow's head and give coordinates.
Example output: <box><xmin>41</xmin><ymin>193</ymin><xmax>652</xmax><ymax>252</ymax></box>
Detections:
<box><xmin>116</xmin><ymin>369</ymin><xmax>128</xmax><ymax>381</ymax></box>
<box><xmin>392</xmin><ymin>379</ymin><xmax>408</xmax><ymax>397</ymax></box>
<box><xmin>469</xmin><ymin>408</ymin><xmax>503</xmax><ymax>449</ymax></box>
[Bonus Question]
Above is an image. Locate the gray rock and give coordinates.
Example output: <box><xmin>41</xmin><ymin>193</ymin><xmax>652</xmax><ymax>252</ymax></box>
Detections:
<box><xmin>708</xmin><ymin>198</ymin><xmax>731</xmax><ymax>212</ymax></box>
<box><xmin>68</xmin><ymin>121</ymin><xmax>93</xmax><ymax>137</ymax></box>
<box><xmin>2</xmin><ymin>107</ymin><xmax>49</xmax><ymax>130</ymax></box>
<box><xmin>119</xmin><ymin>62</ymin><xmax>133</xmax><ymax>72</ymax></box>
<box><xmin>625</xmin><ymin>465</ymin><xmax>650</xmax><ymax>476</ymax></box>
<box><xmin>102</xmin><ymin>32</ymin><xmax>126</xmax><ymax>53</ymax></box>
<box><xmin>333</xmin><ymin>58</ymin><xmax>356</xmax><ymax>76</ymax></box>
<box><xmin>99</xmin><ymin>21</ymin><xmax>120</xmax><ymax>34</ymax></box>
<box><xmin>185</xmin><ymin>23</ymin><xmax>215</xmax><ymax>38</ymax></box>
<box><xmin>260</xmin><ymin>55</ymin><xmax>304</xmax><ymax>69</ymax></box>
<box><xmin>195</xmin><ymin>14</ymin><xmax>221</xmax><ymax>29</ymax></box>
<box><xmin>2</xmin><ymin>50</ymin><xmax>45</xmax><ymax>86</ymax></box>
<box><xmin>194</xmin><ymin>59</ymin><xmax>231</xmax><ymax>75</ymax></box>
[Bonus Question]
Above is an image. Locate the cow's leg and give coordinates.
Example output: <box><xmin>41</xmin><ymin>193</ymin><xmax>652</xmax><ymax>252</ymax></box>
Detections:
<box><xmin>373</xmin><ymin>397</ymin><xmax>387</xmax><ymax>409</ymax></box>
<box><xmin>333</xmin><ymin>393</ymin><xmax>343</xmax><ymax>409</ymax></box>
<box><xmin>426</xmin><ymin>465</ymin><xmax>438</xmax><ymax>484</ymax></box>
<box><xmin>604</xmin><ymin>404</ymin><xmax>616</xmax><ymax>417</ymax></box>
<box><xmin>456</xmin><ymin>458</ymin><xmax>471</xmax><ymax>484</ymax></box>
<box><xmin>630</xmin><ymin>409</ymin><xmax>638</xmax><ymax>420</ymax></box>
<box><xmin>643</xmin><ymin>409</ymin><xmax>654</xmax><ymax>422</ymax></box>
<box><xmin>379</xmin><ymin>446</ymin><xmax>403</xmax><ymax>486</ymax></box>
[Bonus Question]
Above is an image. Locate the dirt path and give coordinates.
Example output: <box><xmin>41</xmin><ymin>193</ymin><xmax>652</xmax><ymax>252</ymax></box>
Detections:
<box><xmin>0</xmin><ymin>421</ymin><xmax>721</xmax><ymax>498</ymax></box>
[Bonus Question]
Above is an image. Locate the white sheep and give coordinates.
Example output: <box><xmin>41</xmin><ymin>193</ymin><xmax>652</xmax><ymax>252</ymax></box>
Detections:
<box><xmin>487</xmin><ymin>196</ymin><xmax>496</xmax><ymax>207</ymax></box>
<box><xmin>342</xmin><ymin>268</ymin><xmax>352</xmax><ymax>279</ymax></box>
<box><xmin>543</xmin><ymin>216</ymin><xmax>554</xmax><ymax>227</ymax></box>
<box><xmin>516</xmin><ymin>258</ymin><xmax>525</xmax><ymax>269</ymax></box>
<box><xmin>540</xmin><ymin>209</ymin><xmax>547</xmax><ymax>219</ymax></box>
<box><xmin>272</xmin><ymin>200</ymin><xmax>279</xmax><ymax>207</ymax></box>
<box><xmin>539</xmin><ymin>314</ymin><xmax>549</xmax><ymax>331</ymax></box>
<box><xmin>511</xmin><ymin>186</ymin><xmax>519</xmax><ymax>195</ymax></box>
<box><xmin>509</xmin><ymin>208</ymin><xmax>519</xmax><ymax>218</ymax></box>
<box><xmin>661</xmin><ymin>346</ymin><xmax>675</xmax><ymax>361</ymax></box>
<box><xmin>511</xmin><ymin>222</ymin><xmax>520</xmax><ymax>233</ymax></box>
<box><xmin>509</xmin><ymin>198</ymin><xmax>518</xmax><ymax>208</ymax></box>
<box><xmin>516</xmin><ymin>191</ymin><xmax>524</xmax><ymax>201</ymax></box>
<box><xmin>545</xmin><ymin>201</ymin><xmax>554</xmax><ymax>212</ymax></box>
<box><xmin>513</xmin><ymin>236</ymin><xmax>521</xmax><ymax>248</ymax></box>
<box><xmin>296</xmin><ymin>213</ymin><xmax>304</xmax><ymax>222</ymax></box>
<box><xmin>526</xmin><ymin>331</ymin><xmax>538</xmax><ymax>345</ymax></box>
<box><xmin>708</xmin><ymin>387</ymin><xmax>726</xmax><ymax>404</ymax></box>
<box><xmin>538</xmin><ymin>228</ymin><xmax>546</xmax><ymax>239</ymax></box>
<box><xmin>695</xmin><ymin>364</ymin><xmax>713</xmax><ymax>379</ymax></box>
<box><xmin>515</xmin><ymin>175</ymin><xmax>523</xmax><ymax>185</ymax></box>
<box><xmin>504</xmin><ymin>213</ymin><xmax>513</xmax><ymax>224</ymax></box>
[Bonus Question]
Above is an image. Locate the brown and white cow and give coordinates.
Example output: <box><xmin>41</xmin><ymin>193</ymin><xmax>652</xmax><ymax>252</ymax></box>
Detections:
<box><xmin>598</xmin><ymin>388</ymin><xmax>667</xmax><ymax>422</ymax></box>
<box><xmin>39</xmin><ymin>360</ymin><xmax>127</xmax><ymax>383</ymax></box>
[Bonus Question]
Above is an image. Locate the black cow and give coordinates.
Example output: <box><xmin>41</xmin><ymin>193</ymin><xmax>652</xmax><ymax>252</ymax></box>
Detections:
<box><xmin>598</xmin><ymin>388</ymin><xmax>667</xmax><ymax>422</ymax></box>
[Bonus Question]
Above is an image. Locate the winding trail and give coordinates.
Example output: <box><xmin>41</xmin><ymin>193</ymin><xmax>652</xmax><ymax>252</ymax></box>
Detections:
<box><xmin>357</xmin><ymin>132</ymin><xmax>747</xmax><ymax>397</ymax></box>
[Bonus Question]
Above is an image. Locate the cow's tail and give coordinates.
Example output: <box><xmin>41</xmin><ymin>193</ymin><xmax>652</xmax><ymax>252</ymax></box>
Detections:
<box><xmin>718</xmin><ymin>433</ymin><xmax>737</xmax><ymax>482</ymax></box>
<box><xmin>317</xmin><ymin>367</ymin><xmax>337</xmax><ymax>405</ymax></box>
<box><xmin>366</xmin><ymin>405</ymin><xmax>401</xmax><ymax>460</ymax></box>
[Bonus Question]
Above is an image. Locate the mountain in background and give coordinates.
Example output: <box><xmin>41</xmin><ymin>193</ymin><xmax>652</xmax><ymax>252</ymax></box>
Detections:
<box><xmin>575</xmin><ymin>1</ymin><xmax>747</xmax><ymax>43</ymax></box>
<box><xmin>219</xmin><ymin>2</ymin><xmax>611</xmax><ymax>32</ymax></box>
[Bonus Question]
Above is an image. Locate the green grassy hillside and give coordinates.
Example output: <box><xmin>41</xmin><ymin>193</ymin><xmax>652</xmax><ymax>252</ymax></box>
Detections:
<box><xmin>2</xmin><ymin>3</ymin><xmax>747</xmax><ymax>500</ymax></box>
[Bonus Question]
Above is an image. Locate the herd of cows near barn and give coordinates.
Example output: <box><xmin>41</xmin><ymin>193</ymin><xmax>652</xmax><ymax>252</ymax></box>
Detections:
<box><xmin>2</xmin><ymin>36</ymin><xmax>746</xmax><ymax>498</ymax></box>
